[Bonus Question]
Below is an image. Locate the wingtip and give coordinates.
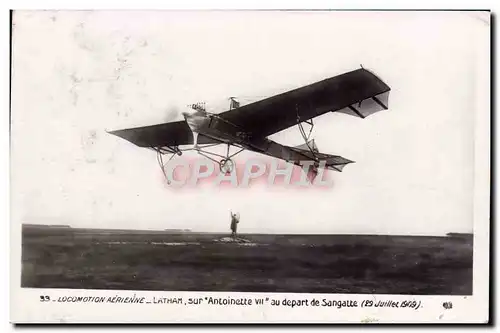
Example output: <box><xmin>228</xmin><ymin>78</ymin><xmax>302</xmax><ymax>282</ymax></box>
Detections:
<box><xmin>105</xmin><ymin>128</ymin><xmax>122</xmax><ymax>136</ymax></box>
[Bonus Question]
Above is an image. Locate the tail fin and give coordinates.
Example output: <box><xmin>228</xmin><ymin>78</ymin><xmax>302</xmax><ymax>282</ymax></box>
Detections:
<box><xmin>292</xmin><ymin>139</ymin><xmax>354</xmax><ymax>172</ymax></box>
<box><xmin>255</xmin><ymin>138</ymin><xmax>354</xmax><ymax>173</ymax></box>
<box><xmin>293</xmin><ymin>139</ymin><xmax>319</xmax><ymax>154</ymax></box>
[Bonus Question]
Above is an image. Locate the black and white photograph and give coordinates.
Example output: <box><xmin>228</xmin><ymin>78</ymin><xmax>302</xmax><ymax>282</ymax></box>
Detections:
<box><xmin>10</xmin><ymin>10</ymin><xmax>490</xmax><ymax>323</ymax></box>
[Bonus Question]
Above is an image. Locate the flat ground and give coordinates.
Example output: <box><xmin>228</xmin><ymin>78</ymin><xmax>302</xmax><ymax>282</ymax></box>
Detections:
<box><xmin>21</xmin><ymin>225</ymin><xmax>473</xmax><ymax>294</ymax></box>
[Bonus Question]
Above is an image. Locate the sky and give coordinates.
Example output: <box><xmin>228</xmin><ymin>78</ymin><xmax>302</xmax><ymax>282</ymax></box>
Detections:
<box><xmin>11</xmin><ymin>11</ymin><xmax>489</xmax><ymax>235</ymax></box>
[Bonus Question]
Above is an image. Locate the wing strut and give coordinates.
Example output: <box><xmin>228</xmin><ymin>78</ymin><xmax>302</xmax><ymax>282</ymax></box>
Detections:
<box><xmin>372</xmin><ymin>96</ymin><xmax>388</xmax><ymax>110</ymax></box>
<box><xmin>154</xmin><ymin>142</ymin><xmax>247</xmax><ymax>184</ymax></box>
<box><xmin>296</xmin><ymin>105</ymin><xmax>318</xmax><ymax>160</ymax></box>
<box><xmin>348</xmin><ymin>105</ymin><xmax>366</xmax><ymax>119</ymax></box>
<box><xmin>156</xmin><ymin>148</ymin><xmax>177</xmax><ymax>184</ymax></box>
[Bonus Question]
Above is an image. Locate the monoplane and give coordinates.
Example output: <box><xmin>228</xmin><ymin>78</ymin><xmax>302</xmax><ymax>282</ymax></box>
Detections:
<box><xmin>108</xmin><ymin>67</ymin><xmax>391</xmax><ymax>180</ymax></box>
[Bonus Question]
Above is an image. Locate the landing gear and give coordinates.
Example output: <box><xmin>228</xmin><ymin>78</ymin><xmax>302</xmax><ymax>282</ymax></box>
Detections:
<box><xmin>219</xmin><ymin>158</ymin><xmax>235</xmax><ymax>174</ymax></box>
<box><xmin>156</xmin><ymin>146</ymin><xmax>178</xmax><ymax>183</ymax></box>
<box><xmin>154</xmin><ymin>143</ymin><xmax>244</xmax><ymax>183</ymax></box>
<box><xmin>195</xmin><ymin>143</ymin><xmax>243</xmax><ymax>175</ymax></box>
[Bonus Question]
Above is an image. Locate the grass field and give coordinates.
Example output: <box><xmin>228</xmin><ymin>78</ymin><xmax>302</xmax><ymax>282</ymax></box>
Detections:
<box><xmin>21</xmin><ymin>225</ymin><xmax>473</xmax><ymax>295</ymax></box>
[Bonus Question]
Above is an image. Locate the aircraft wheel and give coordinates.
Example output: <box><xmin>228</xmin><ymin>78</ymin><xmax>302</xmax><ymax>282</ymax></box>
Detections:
<box><xmin>219</xmin><ymin>158</ymin><xmax>235</xmax><ymax>174</ymax></box>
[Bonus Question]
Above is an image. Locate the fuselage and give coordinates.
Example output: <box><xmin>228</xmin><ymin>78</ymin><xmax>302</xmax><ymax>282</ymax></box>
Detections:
<box><xmin>181</xmin><ymin>107</ymin><xmax>211</xmax><ymax>134</ymax></box>
<box><xmin>181</xmin><ymin>106</ymin><xmax>212</xmax><ymax>147</ymax></box>
<box><xmin>181</xmin><ymin>105</ymin><xmax>244</xmax><ymax>147</ymax></box>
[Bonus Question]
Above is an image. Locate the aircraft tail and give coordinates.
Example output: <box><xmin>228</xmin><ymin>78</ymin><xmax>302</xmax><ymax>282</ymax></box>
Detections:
<box><xmin>291</xmin><ymin>139</ymin><xmax>353</xmax><ymax>171</ymax></box>
<box><xmin>293</xmin><ymin>139</ymin><xmax>319</xmax><ymax>153</ymax></box>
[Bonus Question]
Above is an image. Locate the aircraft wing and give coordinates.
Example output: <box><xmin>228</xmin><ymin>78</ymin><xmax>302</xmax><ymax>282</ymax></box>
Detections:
<box><xmin>218</xmin><ymin>68</ymin><xmax>390</xmax><ymax>138</ymax></box>
<box><xmin>108</xmin><ymin>120</ymin><xmax>218</xmax><ymax>148</ymax></box>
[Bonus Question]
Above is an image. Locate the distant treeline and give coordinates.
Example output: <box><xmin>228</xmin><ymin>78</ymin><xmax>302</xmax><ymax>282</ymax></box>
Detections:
<box><xmin>446</xmin><ymin>232</ymin><xmax>473</xmax><ymax>239</ymax></box>
<box><xmin>23</xmin><ymin>224</ymin><xmax>71</xmax><ymax>228</ymax></box>
<box><xmin>22</xmin><ymin>224</ymin><xmax>191</xmax><ymax>234</ymax></box>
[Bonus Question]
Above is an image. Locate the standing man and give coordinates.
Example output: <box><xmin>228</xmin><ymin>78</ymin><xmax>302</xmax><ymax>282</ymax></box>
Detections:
<box><xmin>230</xmin><ymin>211</ymin><xmax>240</xmax><ymax>239</ymax></box>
